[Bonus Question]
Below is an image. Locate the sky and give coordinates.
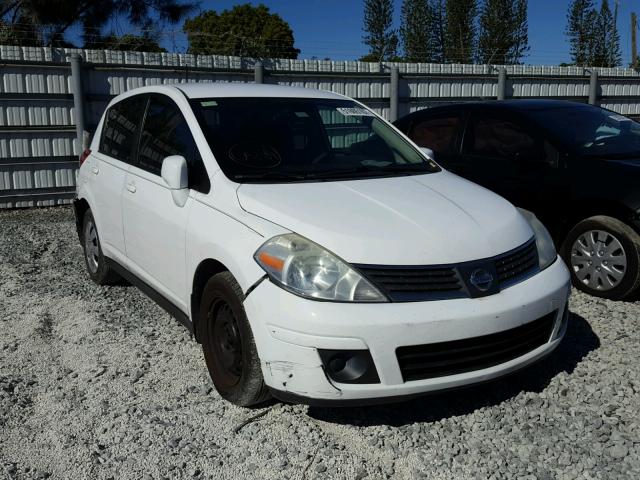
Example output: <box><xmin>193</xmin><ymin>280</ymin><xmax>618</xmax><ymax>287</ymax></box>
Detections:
<box><xmin>77</xmin><ymin>0</ymin><xmax>639</xmax><ymax>66</ymax></box>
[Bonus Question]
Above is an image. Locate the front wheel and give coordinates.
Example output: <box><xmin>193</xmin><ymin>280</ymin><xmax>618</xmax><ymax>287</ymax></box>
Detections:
<box><xmin>199</xmin><ymin>272</ymin><xmax>271</xmax><ymax>407</ymax></box>
<box><xmin>561</xmin><ymin>215</ymin><xmax>640</xmax><ymax>300</ymax></box>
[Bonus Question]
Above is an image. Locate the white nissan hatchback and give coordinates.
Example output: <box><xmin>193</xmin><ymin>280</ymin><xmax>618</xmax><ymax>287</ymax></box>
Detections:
<box><xmin>74</xmin><ymin>83</ymin><xmax>571</xmax><ymax>406</ymax></box>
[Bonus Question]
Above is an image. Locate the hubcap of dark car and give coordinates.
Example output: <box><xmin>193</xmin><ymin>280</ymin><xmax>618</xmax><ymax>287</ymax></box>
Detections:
<box><xmin>571</xmin><ymin>229</ymin><xmax>626</xmax><ymax>291</ymax></box>
<box><xmin>84</xmin><ymin>220</ymin><xmax>100</xmax><ymax>274</ymax></box>
<box><xmin>211</xmin><ymin>302</ymin><xmax>243</xmax><ymax>386</ymax></box>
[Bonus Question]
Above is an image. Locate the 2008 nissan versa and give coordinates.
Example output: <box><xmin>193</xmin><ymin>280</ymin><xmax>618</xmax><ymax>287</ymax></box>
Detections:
<box><xmin>74</xmin><ymin>83</ymin><xmax>571</xmax><ymax>406</ymax></box>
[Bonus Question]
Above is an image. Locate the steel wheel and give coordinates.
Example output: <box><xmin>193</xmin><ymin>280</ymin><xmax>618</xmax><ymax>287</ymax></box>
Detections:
<box><xmin>84</xmin><ymin>218</ymin><xmax>100</xmax><ymax>274</ymax></box>
<box><xmin>199</xmin><ymin>272</ymin><xmax>271</xmax><ymax>406</ymax></box>
<box><xmin>209</xmin><ymin>300</ymin><xmax>243</xmax><ymax>389</ymax></box>
<box><xmin>570</xmin><ymin>229</ymin><xmax>626</xmax><ymax>291</ymax></box>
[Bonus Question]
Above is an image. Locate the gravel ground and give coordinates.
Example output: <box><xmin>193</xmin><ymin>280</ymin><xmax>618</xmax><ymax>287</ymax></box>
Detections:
<box><xmin>0</xmin><ymin>206</ymin><xmax>639</xmax><ymax>480</ymax></box>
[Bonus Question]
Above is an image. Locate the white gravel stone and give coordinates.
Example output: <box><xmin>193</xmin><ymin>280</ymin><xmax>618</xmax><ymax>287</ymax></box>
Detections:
<box><xmin>0</xmin><ymin>207</ymin><xmax>639</xmax><ymax>479</ymax></box>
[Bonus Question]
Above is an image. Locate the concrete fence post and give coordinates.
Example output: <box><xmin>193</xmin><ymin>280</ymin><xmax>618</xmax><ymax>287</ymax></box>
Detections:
<box><xmin>588</xmin><ymin>70</ymin><xmax>599</xmax><ymax>105</ymax></box>
<box><xmin>389</xmin><ymin>66</ymin><xmax>399</xmax><ymax>122</ymax></box>
<box><xmin>254</xmin><ymin>61</ymin><xmax>264</xmax><ymax>84</ymax></box>
<box><xmin>497</xmin><ymin>67</ymin><xmax>507</xmax><ymax>100</ymax></box>
<box><xmin>70</xmin><ymin>54</ymin><xmax>87</xmax><ymax>157</ymax></box>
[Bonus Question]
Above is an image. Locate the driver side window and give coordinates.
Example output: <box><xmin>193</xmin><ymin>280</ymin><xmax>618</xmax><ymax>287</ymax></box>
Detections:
<box><xmin>138</xmin><ymin>95</ymin><xmax>210</xmax><ymax>193</ymax></box>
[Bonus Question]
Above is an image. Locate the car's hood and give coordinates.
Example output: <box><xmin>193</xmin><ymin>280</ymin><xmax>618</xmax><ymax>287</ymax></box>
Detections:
<box><xmin>236</xmin><ymin>171</ymin><xmax>533</xmax><ymax>265</ymax></box>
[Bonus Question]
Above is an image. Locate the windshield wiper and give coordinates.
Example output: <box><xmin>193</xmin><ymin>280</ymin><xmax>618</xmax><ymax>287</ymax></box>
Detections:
<box><xmin>306</xmin><ymin>163</ymin><xmax>432</xmax><ymax>180</ymax></box>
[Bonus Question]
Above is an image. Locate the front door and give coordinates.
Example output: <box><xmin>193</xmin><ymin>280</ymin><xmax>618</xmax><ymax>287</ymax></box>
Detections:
<box><xmin>457</xmin><ymin>112</ymin><xmax>567</xmax><ymax>233</ymax></box>
<box><xmin>122</xmin><ymin>94</ymin><xmax>205</xmax><ymax>311</ymax></box>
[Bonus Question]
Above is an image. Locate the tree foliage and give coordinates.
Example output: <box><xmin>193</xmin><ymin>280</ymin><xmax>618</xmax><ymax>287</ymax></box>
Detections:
<box><xmin>86</xmin><ymin>34</ymin><xmax>166</xmax><ymax>52</ymax></box>
<box><xmin>565</xmin><ymin>0</ymin><xmax>621</xmax><ymax>67</ymax></box>
<box><xmin>0</xmin><ymin>0</ymin><xmax>194</xmax><ymax>47</ymax></box>
<box><xmin>477</xmin><ymin>0</ymin><xmax>529</xmax><ymax>64</ymax></box>
<box><xmin>593</xmin><ymin>0</ymin><xmax>621</xmax><ymax>67</ymax></box>
<box><xmin>444</xmin><ymin>0</ymin><xmax>476</xmax><ymax>63</ymax></box>
<box><xmin>0</xmin><ymin>17</ymin><xmax>42</xmax><ymax>46</ymax></box>
<box><xmin>400</xmin><ymin>0</ymin><xmax>433</xmax><ymax>62</ymax></box>
<box><xmin>566</xmin><ymin>0</ymin><xmax>596</xmax><ymax>66</ymax></box>
<box><xmin>361</xmin><ymin>0</ymin><xmax>398</xmax><ymax>61</ymax></box>
<box><xmin>430</xmin><ymin>0</ymin><xmax>447</xmax><ymax>63</ymax></box>
<box><xmin>184</xmin><ymin>4</ymin><xmax>299</xmax><ymax>58</ymax></box>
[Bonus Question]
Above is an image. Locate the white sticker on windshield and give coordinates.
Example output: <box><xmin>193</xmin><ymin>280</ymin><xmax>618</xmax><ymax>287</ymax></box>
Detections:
<box><xmin>609</xmin><ymin>114</ymin><xmax>631</xmax><ymax>122</ymax></box>
<box><xmin>337</xmin><ymin>107</ymin><xmax>375</xmax><ymax>117</ymax></box>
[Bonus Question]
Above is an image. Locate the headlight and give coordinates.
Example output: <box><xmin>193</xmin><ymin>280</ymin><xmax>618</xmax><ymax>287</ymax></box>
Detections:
<box><xmin>518</xmin><ymin>208</ymin><xmax>557</xmax><ymax>270</ymax></box>
<box><xmin>254</xmin><ymin>234</ymin><xmax>387</xmax><ymax>302</ymax></box>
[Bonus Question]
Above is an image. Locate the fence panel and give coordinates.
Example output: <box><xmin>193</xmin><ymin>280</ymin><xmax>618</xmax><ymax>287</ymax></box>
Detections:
<box><xmin>2</xmin><ymin>45</ymin><xmax>640</xmax><ymax>208</ymax></box>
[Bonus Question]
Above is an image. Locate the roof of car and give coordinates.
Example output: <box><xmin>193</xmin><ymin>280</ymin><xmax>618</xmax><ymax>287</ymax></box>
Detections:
<box><xmin>474</xmin><ymin>99</ymin><xmax>591</xmax><ymax>110</ymax></box>
<box><xmin>172</xmin><ymin>82</ymin><xmax>347</xmax><ymax>100</ymax></box>
<box><xmin>393</xmin><ymin>99</ymin><xmax>595</xmax><ymax>125</ymax></box>
<box><xmin>418</xmin><ymin>99</ymin><xmax>591</xmax><ymax>113</ymax></box>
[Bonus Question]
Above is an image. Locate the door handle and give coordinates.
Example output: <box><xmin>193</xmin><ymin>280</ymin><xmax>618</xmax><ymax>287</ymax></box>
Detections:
<box><xmin>91</xmin><ymin>166</ymin><xmax>99</xmax><ymax>175</ymax></box>
<box><xmin>126</xmin><ymin>182</ymin><xmax>136</xmax><ymax>193</ymax></box>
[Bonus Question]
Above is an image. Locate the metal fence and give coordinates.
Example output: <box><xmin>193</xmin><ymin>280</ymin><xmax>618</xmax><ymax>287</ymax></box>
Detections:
<box><xmin>3</xmin><ymin>44</ymin><xmax>640</xmax><ymax>208</ymax></box>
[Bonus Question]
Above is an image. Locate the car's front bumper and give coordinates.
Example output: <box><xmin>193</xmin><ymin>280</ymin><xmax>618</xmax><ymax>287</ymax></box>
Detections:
<box><xmin>243</xmin><ymin>257</ymin><xmax>571</xmax><ymax>404</ymax></box>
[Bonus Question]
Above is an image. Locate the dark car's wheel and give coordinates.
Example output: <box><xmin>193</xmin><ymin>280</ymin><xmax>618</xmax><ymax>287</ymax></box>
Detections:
<box><xmin>82</xmin><ymin>209</ymin><xmax>120</xmax><ymax>285</ymax></box>
<box><xmin>561</xmin><ymin>215</ymin><xmax>640</xmax><ymax>300</ymax></box>
<box><xmin>199</xmin><ymin>272</ymin><xmax>271</xmax><ymax>407</ymax></box>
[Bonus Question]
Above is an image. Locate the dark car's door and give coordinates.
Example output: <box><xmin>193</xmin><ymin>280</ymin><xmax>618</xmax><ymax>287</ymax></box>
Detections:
<box><xmin>457</xmin><ymin>111</ymin><xmax>568</xmax><ymax>235</ymax></box>
<box><xmin>399</xmin><ymin>109</ymin><xmax>465</xmax><ymax>166</ymax></box>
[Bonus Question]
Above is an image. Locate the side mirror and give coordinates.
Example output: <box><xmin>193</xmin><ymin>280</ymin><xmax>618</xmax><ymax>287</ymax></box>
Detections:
<box><xmin>161</xmin><ymin>155</ymin><xmax>189</xmax><ymax>207</ymax></box>
<box><xmin>420</xmin><ymin>147</ymin><xmax>435</xmax><ymax>160</ymax></box>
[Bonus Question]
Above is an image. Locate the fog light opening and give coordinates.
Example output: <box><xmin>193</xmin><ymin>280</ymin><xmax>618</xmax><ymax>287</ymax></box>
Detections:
<box><xmin>318</xmin><ymin>349</ymin><xmax>380</xmax><ymax>384</ymax></box>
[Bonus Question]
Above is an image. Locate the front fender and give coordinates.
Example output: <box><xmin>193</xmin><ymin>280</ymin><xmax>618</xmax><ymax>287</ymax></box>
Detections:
<box><xmin>185</xmin><ymin>197</ymin><xmax>287</xmax><ymax>314</ymax></box>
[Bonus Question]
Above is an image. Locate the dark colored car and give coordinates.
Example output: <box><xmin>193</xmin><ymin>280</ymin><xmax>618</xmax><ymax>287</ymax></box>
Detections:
<box><xmin>394</xmin><ymin>100</ymin><xmax>640</xmax><ymax>300</ymax></box>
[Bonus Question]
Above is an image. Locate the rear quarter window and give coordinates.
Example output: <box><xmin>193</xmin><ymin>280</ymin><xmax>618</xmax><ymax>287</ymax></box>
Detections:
<box><xmin>99</xmin><ymin>95</ymin><xmax>147</xmax><ymax>164</ymax></box>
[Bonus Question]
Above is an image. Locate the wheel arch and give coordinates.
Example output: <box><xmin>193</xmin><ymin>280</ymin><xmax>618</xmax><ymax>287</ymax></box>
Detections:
<box><xmin>73</xmin><ymin>197</ymin><xmax>91</xmax><ymax>240</ymax></box>
<box><xmin>563</xmin><ymin>198</ymin><xmax>639</xmax><ymax>241</ymax></box>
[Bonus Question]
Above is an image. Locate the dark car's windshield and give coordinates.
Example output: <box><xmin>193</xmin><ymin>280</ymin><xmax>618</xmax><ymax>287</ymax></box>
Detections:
<box><xmin>189</xmin><ymin>97</ymin><xmax>439</xmax><ymax>182</ymax></box>
<box><xmin>527</xmin><ymin>105</ymin><xmax>640</xmax><ymax>158</ymax></box>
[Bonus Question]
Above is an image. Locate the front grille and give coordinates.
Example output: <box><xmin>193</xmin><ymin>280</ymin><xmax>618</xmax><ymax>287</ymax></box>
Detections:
<box><xmin>355</xmin><ymin>238</ymin><xmax>539</xmax><ymax>302</ymax></box>
<box><xmin>355</xmin><ymin>265</ymin><xmax>464</xmax><ymax>302</ymax></box>
<box><xmin>396</xmin><ymin>311</ymin><xmax>556</xmax><ymax>382</ymax></box>
<box><xmin>495</xmin><ymin>239</ymin><xmax>539</xmax><ymax>287</ymax></box>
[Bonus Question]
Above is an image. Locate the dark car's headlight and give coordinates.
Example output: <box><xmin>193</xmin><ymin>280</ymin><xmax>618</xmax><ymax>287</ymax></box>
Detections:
<box><xmin>254</xmin><ymin>234</ymin><xmax>387</xmax><ymax>302</ymax></box>
<box><xmin>518</xmin><ymin>208</ymin><xmax>557</xmax><ymax>270</ymax></box>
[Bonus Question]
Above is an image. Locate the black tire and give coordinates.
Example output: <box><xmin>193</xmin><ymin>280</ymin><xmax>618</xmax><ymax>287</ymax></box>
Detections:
<box><xmin>199</xmin><ymin>272</ymin><xmax>271</xmax><ymax>407</ymax></box>
<box><xmin>561</xmin><ymin>215</ymin><xmax>640</xmax><ymax>300</ymax></box>
<box><xmin>81</xmin><ymin>209</ymin><xmax>120</xmax><ymax>285</ymax></box>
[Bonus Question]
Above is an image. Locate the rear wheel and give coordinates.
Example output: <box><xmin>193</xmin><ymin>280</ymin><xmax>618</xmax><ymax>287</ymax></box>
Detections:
<box><xmin>199</xmin><ymin>272</ymin><xmax>270</xmax><ymax>407</ymax></box>
<box><xmin>562</xmin><ymin>215</ymin><xmax>640</xmax><ymax>300</ymax></box>
<box><xmin>82</xmin><ymin>209</ymin><xmax>120</xmax><ymax>285</ymax></box>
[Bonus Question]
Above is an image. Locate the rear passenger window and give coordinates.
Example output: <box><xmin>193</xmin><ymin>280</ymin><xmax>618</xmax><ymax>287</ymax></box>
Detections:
<box><xmin>138</xmin><ymin>95</ymin><xmax>209</xmax><ymax>192</ymax></box>
<box><xmin>99</xmin><ymin>96</ymin><xmax>147</xmax><ymax>164</ymax></box>
<box><xmin>408</xmin><ymin>114</ymin><xmax>462</xmax><ymax>155</ymax></box>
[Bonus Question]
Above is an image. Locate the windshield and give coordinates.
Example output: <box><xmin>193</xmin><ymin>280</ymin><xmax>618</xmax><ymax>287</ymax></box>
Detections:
<box><xmin>527</xmin><ymin>105</ymin><xmax>640</xmax><ymax>158</ymax></box>
<box><xmin>189</xmin><ymin>97</ymin><xmax>439</xmax><ymax>182</ymax></box>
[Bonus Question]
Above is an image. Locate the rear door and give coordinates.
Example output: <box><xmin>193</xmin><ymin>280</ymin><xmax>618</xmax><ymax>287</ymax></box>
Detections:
<box><xmin>401</xmin><ymin>109</ymin><xmax>465</xmax><ymax>167</ymax></box>
<box><xmin>91</xmin><ymin>95</ymin><xmax>147</xmax><ymax>260</ymax></box>
<box><xmin>122</xmin><ymin>93</ymin><xmax>208</xmax><ymax>311</ymax></box>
